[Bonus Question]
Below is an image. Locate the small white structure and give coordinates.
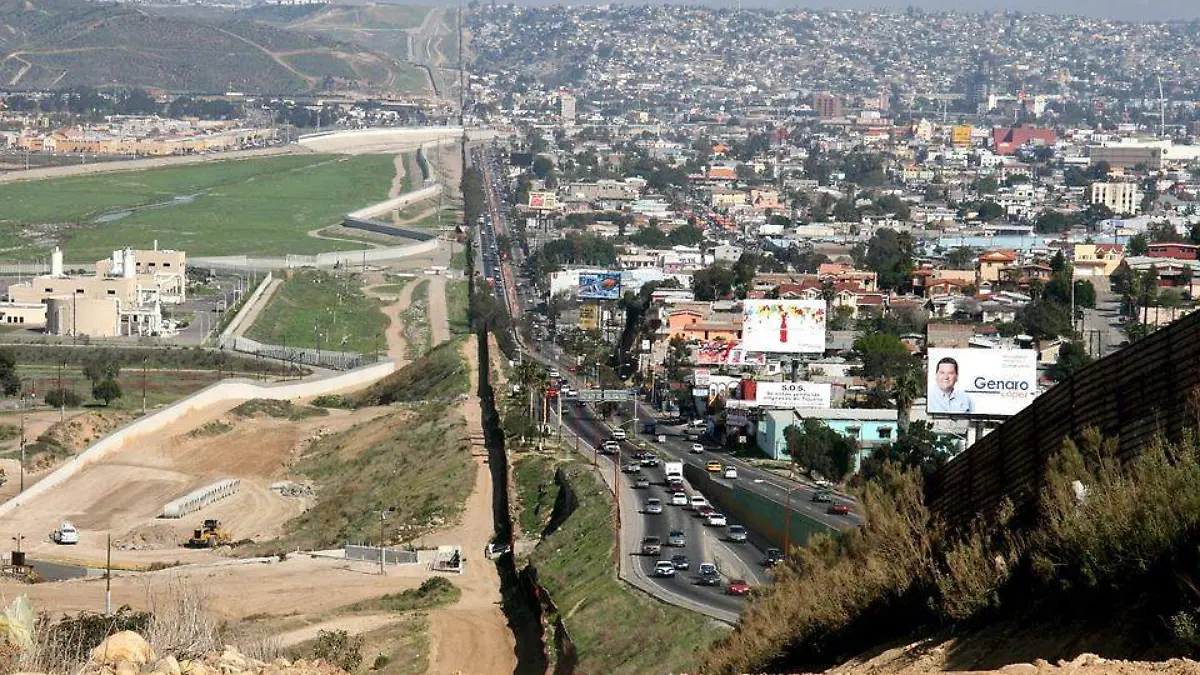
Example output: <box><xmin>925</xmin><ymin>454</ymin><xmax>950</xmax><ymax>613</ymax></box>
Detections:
<box><xmin>160</xmin><ymin>478</ymin><xmax>241</xmax><ymax>518</ymax></box>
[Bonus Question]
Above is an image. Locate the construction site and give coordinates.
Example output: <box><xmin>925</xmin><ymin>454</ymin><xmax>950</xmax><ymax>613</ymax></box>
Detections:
<box><xmin>0</xmin><ymin>129</ymin><xmax>517</xmax><ymax>675</ymax></box>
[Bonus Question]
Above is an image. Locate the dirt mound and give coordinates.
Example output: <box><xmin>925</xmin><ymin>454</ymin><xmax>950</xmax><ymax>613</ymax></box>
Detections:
<box><xmin>113</xmin><ymin>524</ymin><xmax>181</xmax><ymax>551</ymax></box>
<box><xmin>232</xmin><ymin>399</ymin><xmax>328</xmax><ymax>422</ymax></box>
<box><xmin>26</xmin><ymin>409</ymin><xmax>133</xmax><ymax>470</ymax></box>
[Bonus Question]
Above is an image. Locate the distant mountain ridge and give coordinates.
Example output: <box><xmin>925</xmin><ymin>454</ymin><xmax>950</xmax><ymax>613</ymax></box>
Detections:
<box><xmin>0</xmin><ymin>0</ymin><xmax>422</xmax><ymax>94</ymax></box>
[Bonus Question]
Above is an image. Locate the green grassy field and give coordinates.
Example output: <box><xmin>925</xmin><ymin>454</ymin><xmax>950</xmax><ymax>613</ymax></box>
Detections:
<box><xmin>447</xmin><ymin>279</ymin><xmax>469</xmax><ymax>336</ymax></box>
<box><xmin>0</xmin><ymin>153</ymin><xmax>398</xmax><ymax>259</ymax></box>
<box><xmin>245</xmin><ymin>270</ymin><xmax>389</xmax><ymax>355</ymax></box>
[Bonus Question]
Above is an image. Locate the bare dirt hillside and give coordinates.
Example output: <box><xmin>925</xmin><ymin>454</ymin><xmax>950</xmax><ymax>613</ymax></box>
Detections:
<box><xmin>824</xmin><ymin>640</ymin><xmax>1198</xmax><ymax>675</ymax></box>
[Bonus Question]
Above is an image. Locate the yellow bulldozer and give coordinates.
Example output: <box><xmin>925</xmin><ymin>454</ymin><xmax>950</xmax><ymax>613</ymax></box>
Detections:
<box><xmin>185</xmin><ymin>519</ymin><xmax>232</xmax><ymax>548</ymax></box>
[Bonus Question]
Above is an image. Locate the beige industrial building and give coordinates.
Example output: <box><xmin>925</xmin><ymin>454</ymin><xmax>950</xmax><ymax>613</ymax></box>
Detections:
<box><xmin>1</xmin><ymin>246</ymin><xmax>186</xmax><ymax>338</ymax></box>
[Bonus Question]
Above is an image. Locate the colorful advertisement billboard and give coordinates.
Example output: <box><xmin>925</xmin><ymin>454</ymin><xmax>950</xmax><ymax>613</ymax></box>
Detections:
<box><xmin>753</xmin><ymin>382</ymin><xmax>832</xmax><ymax>409</ymax></box>
<box><xmin>741</xmin><ymin>300</ymin><xmax>827</xmax><ymax>354</ymax></box>
<box><xmin>926</xmin><ymin>348</ymin><xmax>1038</xmax><ymax>417</ymax></box>
<box><xmin>528</xmin><ymin>191</ymin><xmax>558</xmax><ymax>210</ymax></box>
<box><xmin>578</xmin><ymin>272</ymin><xmax>622</xmax><ymax>300</ymax></box>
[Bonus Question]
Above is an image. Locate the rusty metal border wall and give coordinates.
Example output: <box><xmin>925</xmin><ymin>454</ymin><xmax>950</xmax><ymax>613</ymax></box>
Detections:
<box><xmin>927</xmin><ymin>310</ymin><xmax>1200</xmax><ymax>526</ymax></box>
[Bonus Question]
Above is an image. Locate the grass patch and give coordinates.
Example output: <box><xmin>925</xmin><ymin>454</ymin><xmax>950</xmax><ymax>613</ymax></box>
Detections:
<box><xmin>16</xmin><ymin>366</ymin><xmax>225</xmax><ymax>412</ymax></box>
<box><xmin>246</xmin><ymin>269</ymin><xmax>388</xmax><ymax>355</ymax></box>
<box><xmin>311</xmin><ymin>394</ymin><xmax>354</xmax><ymax>409</ymax></box>
<box><xmin>373</xmin><ymin>283</ymin><xmax>410</xmax><ymax>295</ymax></box>
<box><xmin>446</xmin><ymin>280</ymin><xmax>469</xmax><ymax>336</ymax></box>
<box><xmin>355</xmin><ymin>340</ymin><xmax>467</xmax><ymax>406</ymax></box>
<box><xmin>246</xmin><ymin>404</ymin><xmax>474</xmax><ymax>552</ymax></box>
<box><xmin>231</xmin><ymin>398</ymin><xmax>328</xmax><ymax>421</ymax></box>
<box><xmin>530</xmin><ymin>461</ymin><xmax>725</xmax><ymax>674</ymax></box>
<box><xmin>513</xmin><ymin>455</ymin><xmax>557</xmax><ymax>538</ymax></box>
<box><xmin>342</xmin><ymin>578</ymin><xmax>461</xmax><ymax>614</ymax></box>
<box><xmin>450</xmin><ymin>246</ymin><xmax>467</xmax><ymax>271</ymax></box>
<box><xmin>0</xmin><ymin>154</ymin><xmax>396</xmax><ymax>259</ymax></box>
<box><xmin>187</xmin><ymin>419</ymin><xmax>234</xmax><ymax>438</ymax></box>
<box><xmin>398</xmin><ymin>280</ymin><xmax>431</xmax><ymax>358</ymax></box>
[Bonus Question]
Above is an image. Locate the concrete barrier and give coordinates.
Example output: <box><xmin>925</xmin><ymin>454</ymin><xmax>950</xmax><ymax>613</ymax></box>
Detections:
<box><xmin>191</xmin><ymin>238</ymin><xmax>439</xmax><ymax>271</ymax></box>
<box><xmin>0</xmin><ymin>358</ymin><xmax>396</xmax><ymax>518</ymax></box>
<box><xmin>217</xmin><ymin>273</ymin><xmax>274</xmax><ymax>349</ymax></box>
<box><xmin>162</xmin><ymin>478</ymin><xmax>241</xmax><ymax>518</ymax></box>
<box><xmin>346</xmin><ymin>185</ymin><xmax>440</xmax><ymax>221</ymax></box>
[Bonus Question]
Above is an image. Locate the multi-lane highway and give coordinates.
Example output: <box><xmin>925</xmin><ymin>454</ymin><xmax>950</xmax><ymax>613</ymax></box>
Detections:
<box><xmin>554</xmin><ymin>394</ymin><xmax>770</xmax><ymax>620</ymax></box>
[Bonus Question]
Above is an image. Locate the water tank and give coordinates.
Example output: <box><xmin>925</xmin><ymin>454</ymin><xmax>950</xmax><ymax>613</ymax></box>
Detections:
<box><xmin>123</xmin><ymin>249</ymin><xmax>136</xmax><ymax>279</ymax></box>
<box><xmin>51</xmin><ymin>247</ymin><xmax>63</xmax><ymax>277</ymax></box>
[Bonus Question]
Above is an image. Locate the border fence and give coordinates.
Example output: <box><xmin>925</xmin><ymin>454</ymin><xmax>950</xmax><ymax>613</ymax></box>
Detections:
<box><xmin>927</xmin><ymin>309</ymin><xmax>1200</xmax><ymax>528</ymax></box>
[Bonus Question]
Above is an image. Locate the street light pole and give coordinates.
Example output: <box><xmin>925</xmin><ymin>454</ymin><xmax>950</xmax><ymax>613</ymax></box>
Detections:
<box><xmin>783</xmin><ymin>487</ymin><xmax>797</xmax><ymax>556</ymax></box>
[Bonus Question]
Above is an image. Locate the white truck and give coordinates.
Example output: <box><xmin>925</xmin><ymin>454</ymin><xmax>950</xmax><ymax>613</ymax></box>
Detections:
<box><xmin>664</xmin><ymin>461</ymin><xmax>684</xmax><ymax>483</ymax></box>
<box><xmin>51</xmin><ymin>522</ymin><xmax>79</xmax><ymax>545</ymax></box>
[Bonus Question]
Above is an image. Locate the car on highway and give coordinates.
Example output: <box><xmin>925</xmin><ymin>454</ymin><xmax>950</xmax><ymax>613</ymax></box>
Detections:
<box><xmin>670</xmin><ymin>554</ymin><xmax>690</xmax><ymax>571</ymax></box>
<box><xmin>697</xmin><ymin>504</ymin><xmax>715</xmax><ymax>518</ymax></box>
<box><xmin>828</xmin><ymin>503</ymin><xmax>852</xmax><ymax>516</ymax></box>
<box><xmin>723</xmin><ymin>466</ymin><xmax>738</xmax><ymax>480</ymax></box>
<box><xmin>726</xmin><ymin>579</ymin><xmax>751</xmax><ymax>596</ymax></box>
<box><xmin>667</xmin><ymin>530</ymin><xmax>686</xmax><ymax>547</ymax></box>
<box><xmin>761</xmin><ymin>548</ymin><xmax>784</xmax><ymax>567</ymax></box>
<box><xmin>641</xmin><ymin>537</ymin><xmax>662</xmax><ymax>555</ymax></box>
<box><xmin>601</xmin><ymin>440</ymin><xmax>619</xmax><ymax>454</ymax></box>
<box><xmin>634</xmin><ymin>476</ymin><xmax>651</xmax><ymax>489</ymax></box>
<box><xmin>697</xmin><ymin>563</ymin><xmax>721</xmax><ymax>586</ymax></box>
<box><xmin>812</xmin><ymin>490</ymin><xmax>833</xmax><ymax>503</ymax></box>
<box><xmin>671</xmin><ymin>492</ymin><xmax>688</xmax><ymax>506</ymax></box>
<box><xmin>611</xmin><ymin>428</ymin><xmax>627</xmax><ymax>440</ymax></box>
<box><xmin>706</xmin><ymin>460</ymin><xmax>722</xmax><ymax>472</ymax></box>
<box><xmin>690</xmin><ymin>443</ymin><xmax>704</xmax><ymax>454</ymax></box>
<box><xmin>549</xmin><ymin>369</ymin><xmax>560</xmax><ymax>379</ymax></box>
<box><xmin>727</xmin><ymin>525</ymin><xmax>748</xmax><ymax>543</ymax></box>
<box><xmin>689</xmin><ymin>419</ymin><xmax>707</xmax><ymax>430</ymax></box>
<box><xmin>645</xmin><ymin>498</ymin><xmax>663</xmax><ymax>514</ymax></box>
<box><xmin>640</xmin><ymin>455</ymin><xmax>660</xmax><ymax>467</ymax></box>
<box><xmin>689</xmin><ymin>495</ymin><xmax>708</xmax><ymax>510</ymax></box>
<box><xmin>622</xmin><ymin>462</ymin><xmax>641</xmax><ymax>474</ymax></box>
<box><xmin>707</xmin><ymin>512</ymin><xmax>728</xmax><ymax>527</ymax></box>
<box><xmin>814</xmin><ymin>478</ymin><xmax>831</xmax><ymax>489</ymax></box>
<box><xmin>653</xmin><ymin>560</ymin><xmax>676</xmax><ymax>577</ymax></box>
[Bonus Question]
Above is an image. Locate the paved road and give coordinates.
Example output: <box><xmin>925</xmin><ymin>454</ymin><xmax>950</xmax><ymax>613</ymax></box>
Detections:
<box><xmin>552</xmin><ymin>398</ymin><xmax>762</xmax><ymax>621</ymax></box>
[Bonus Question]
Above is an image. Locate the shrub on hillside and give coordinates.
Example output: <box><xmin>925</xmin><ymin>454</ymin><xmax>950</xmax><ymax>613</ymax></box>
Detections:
<box><xmin>44</xmin><ymin>389</ymin><xmax>83</xmax><ymax>408</ymax></box>
<box><xmin>704</xmin><ymin>423</ymin><xmax>1200</xmax><ymax>672</ymax></box>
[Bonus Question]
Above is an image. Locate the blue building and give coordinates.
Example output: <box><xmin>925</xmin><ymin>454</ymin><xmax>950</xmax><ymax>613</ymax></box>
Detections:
<box><xmin>755</xmin><ymin>408</ymin><xmax>900</xmax><ymax>470</ymax></box>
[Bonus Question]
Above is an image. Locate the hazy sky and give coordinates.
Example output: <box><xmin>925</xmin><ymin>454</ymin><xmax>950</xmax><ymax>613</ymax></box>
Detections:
<box><xmin>494</xmin><ymin>0</ymin><xmax>1200</xmax><ymax>23</ymax></box>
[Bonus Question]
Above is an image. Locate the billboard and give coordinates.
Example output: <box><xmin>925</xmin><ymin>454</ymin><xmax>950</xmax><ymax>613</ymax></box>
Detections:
<box><xmin>579</xmin><ymin>304</ymin><xmax>600</xmax><ymax>330</ymax></box>
<box><xmin>926</xmin><ymin>348</ymin><xmax>1038</xmax><ymax>417</ymax></box>
<box><xmin>579</xmin><ymin>272</ymin><xmax>622</xmax><ymax>300</ymax></box>
<box><xmin>529</xmin><ymin>191</ymin><xmax>558</xmax><ymax>210</ymax></box>
<box><xmin>753</xmin><ymin>382</ymin><xmax>832</xmax><ymax>409</ymax></box>
<box><xmin>742</xmin><ymin>300</ymin><xmax>827</xmax><ymax>354</ymax></box>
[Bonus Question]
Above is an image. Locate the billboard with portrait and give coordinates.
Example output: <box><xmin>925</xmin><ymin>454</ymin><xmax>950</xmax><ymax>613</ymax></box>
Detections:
<box><xmin>926</xmin><ymin>348</ymin><xmax>1038</xmax><ymax>417</ymax></box>
<box><xmin>578</xmin><ymin>272</ymin><xmax>622</xmax><ymax>300</ymax></box>
<box><xmin>753</xmin><ymin>381</ymin><xmax>832</xmax><ymax>409</ymax></box>
<box><xmin>741</xmin><ymin>300</ymin><xmax>827</xmax><ymax>354</ymax></box>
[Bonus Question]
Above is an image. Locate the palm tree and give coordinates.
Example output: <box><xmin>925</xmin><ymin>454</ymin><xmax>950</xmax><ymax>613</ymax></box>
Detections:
<box><xmin>892</xmin><ymin>365</ymin><xmax>922</xmax><ymax>436</ymax></box>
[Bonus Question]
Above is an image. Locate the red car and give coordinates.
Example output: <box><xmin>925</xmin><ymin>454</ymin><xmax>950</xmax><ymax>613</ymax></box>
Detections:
<box><xmin>828</xmin><ymin>503</ymin><xmax>851</xmax><ymax>516</ymax></box>
<box><xmin>726</xmin><ymin>579</ymin><xmax>751</xmax><ymax>596</ymax></box>
<box><xmin>696</xmin><ymin>504</ymin><xmax>715</xmax><ymax>518</ymax></box>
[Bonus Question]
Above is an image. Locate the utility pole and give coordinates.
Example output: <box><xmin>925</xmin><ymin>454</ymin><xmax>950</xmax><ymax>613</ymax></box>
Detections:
<box><xmin>105</xmin><ymin>534</ymin><xmax>112</xmax><ymax>615</ymax></box>
<box><xmin>141</xmin><ymin>356</ymin><xmax>148</xmax><ymax>414</ymax></box>
<box><xmin>378</xmin><ymin>510</ymin><xmax>389</xmax><ymax>576</ymax></box>
<box><xmin>19</xmin><ymin>390</ymin><xmax>26</xmax><ymax>493</ymax></box>
<box><xmin>57</xmin><ymin>360</ymin><xmax>64</xmax><ymax>422</ymax></box>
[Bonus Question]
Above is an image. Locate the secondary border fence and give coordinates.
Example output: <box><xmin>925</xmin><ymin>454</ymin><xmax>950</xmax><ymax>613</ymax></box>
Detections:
<box><xmin>344</xmin><ymin>544</ymin><xmax>419</xmax><ymax>565</ymax></box>
<box><xmin>927</xmin><ymin>309</ymin><xmax>1200</xmax><ymax>529</ymax></box>
<box><xmin>226</xmin><ymin>335</ymin><xmax>375</xmax><ymax>371</ymax></box>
